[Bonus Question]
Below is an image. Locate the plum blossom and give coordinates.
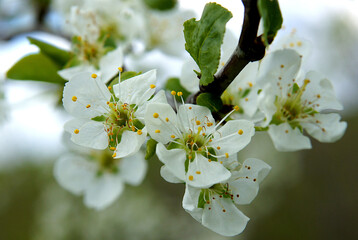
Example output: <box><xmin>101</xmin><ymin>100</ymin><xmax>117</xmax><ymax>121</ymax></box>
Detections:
<box><xmin>257</xmin><ymin>49</ymin><xmax>347</xmax><ymax>151</ymax></box>
<box><xmin>144</xmin><ymin>100</ymin><xmax>255</xmax><ymax>188</ymax></box>
<box><xmin>63</xmin><ymin>69</ymin><xmax>166</xmax><ymax>158</ymax></box>
<box><xmin>183</xmin><ymin>158</ymin><xmax>271</xmax><ymax>236</ymax></box>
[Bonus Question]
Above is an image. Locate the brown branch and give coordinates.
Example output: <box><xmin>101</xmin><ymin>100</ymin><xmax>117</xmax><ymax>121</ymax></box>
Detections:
<box><xmin>187</xmin><ymin>0</ymin><xmax>265</xmax><ymax>104</ymax></box>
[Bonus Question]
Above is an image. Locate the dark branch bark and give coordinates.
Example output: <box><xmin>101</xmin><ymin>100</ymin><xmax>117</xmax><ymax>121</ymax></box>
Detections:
<box><xmin>187</xmin><ymin>0</ymin><xmax>265</xmax><ymax>104</ymax></box>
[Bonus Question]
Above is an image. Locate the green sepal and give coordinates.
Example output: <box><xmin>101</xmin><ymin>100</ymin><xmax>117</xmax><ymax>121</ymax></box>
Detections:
<box><xmin>165</xmin><ymin>77</ymin><xmax>191</xmax><ymax>100</ymax></box>
<box><xmin>27</xmin><ymin>37</ymin><xmax>71</xmax><ymax>67</ymax></box>
<box><xmin>91</xmin><ymin>115</ymin><xmax>107</xmax><ymax>122</ymax></box>
<box><xmin>196</xmin><ymin>92</ymin><xmax>223</xmax><ymax>112</ymax></box>
<box><xmin>6</xmin><ymin>53</ymin><xmax>66</xmax><ymax>84</ymax></box>
<box><xmin>145</xmin><ymin>138</ymin><xmax>158</xmax><ymax>160</ymax></box>
<box><xmin>292</xmin><ymin>83</ymin><xmax>300</xmax><ymax>94</ymax></box>
<box><xmin>183</xmin><ymin>3</ymin><xmax>232</xmax><ymax>86</ymax></box>
<box><xmin>197</xmin><ymin>190</ymin><xmax>206</xmax><ymax>209</ymax></box>
<box><xmin>143</xmin><ymin>0</ymin><xmax>177</xmax><ymax>11</ymax></box>
<box><xmin>133</xmin><ymin>119</ymin><xmax>145</xmax><ymax>130</ymax></box>
<box><xmin>258</xmin><ymin>0</ymin><xmax>283</xmax><ymax>46</ymax></box>
<box><xmin>121</xmin><ymin>71</ymin><xmax>142</xmax><ymax>82</ymax></box>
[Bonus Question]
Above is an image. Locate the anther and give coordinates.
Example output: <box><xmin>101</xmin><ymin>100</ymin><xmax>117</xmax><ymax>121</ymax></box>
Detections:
<box><xmin>91</xmin><ymin>73</ymin><xmax>97</xmax><ymax>78</ymax></box>
<box><xmin>238</xmin><ymin>129</ymin><xmax>243</xmax><ymax>135</ymax></box>
<box><xmin>297</xmin><ymin>41</ymin><xmax>302</xmax><ymax>46</ymax></box>
<box><xmin>289</xmin><ymin>42</ymin><xmax>294</xmax><ymax>47</ymax></box>
<box><xmin>177</xmin><ymin>92</ymin><xmax>183</xmax><ymax>96</ymax></box>
<box><xmin>155</xmin><ymin>129</ymin><xmax>160</xmax><ymax>133</ymax></box>
<box><xmin>72</xmin><ymin>96</ymin><xmax>77</xmax><ymax>102</ymax></box>
<box><xmin>217</xmin><ymin>146</ymin><xmax>221</xmax><ymax>150</ymax></box>
<box><xmin>137</xmin><ymin>130</ymin><xmax>143</xmax><ymax>135</ymax></box>
<box><xmin>280</xmin><ymin>64</ymin><xmax>284</xmax><ymax>68</ymax></box>
<box><xmin>234</xmin><ymin>106</ymin><xmax>240</xmax><ymax>111</ymax></box>
<box><xmin>171</xmin><ymin>135</ymin><xmax>175</xmax><ymax>139</ymax></box>
<box><xmin>171</xmin><ymin>91</ymin><xmax>176</xmax><ymax>96</ymax></box>
<box><xmin>248</xmin><ymin>82</ymin><xmax>253</xmax><ymax>87</ymax></box>
<box><xmin>196</xmin><ymin>120</ymin><xmax>201</xmax><ymax>125</ymax></box>
<box><xmin>153</xmin><ymin>113</ymin><xmax>159</xmax><ymax>118</ymax></box>
<box><xmin>245</xmin><ymin>98</ymin><xmax>249</xmax><ymax>102</ymax></box>
<box><xmin>150</xmin><ymin>84</ymin><xmax>156</xmax><ymax>89</ymax></box>
<box><xmin>285</xmin><ymin>130</ymin><xmax>289</xmax><ymax>133</ymax></box>
<box><xmin>189</xmin><ymin>107</ymin><xmax>192</xmax><ymax>110</ymax></box>
<box><xmin>110</xmin><ymin>147</ymin><xmax>116</xmax><ymax>150</ymax></box>
<box><xmin>225</xmin><ymin>153</ymin><xmax>229</xmax><ymax>158</ymax></box>
<box><xmin>112</xmin><ymin>152</ymin><xmax>116</xmax><ymax>158</ymax></box>
<box><xmin>108</xmin><ymin>86</ymin><xmax>112</xmax><ymax>90</ymax></box>
<box><xmin>118</xmin><ymin>67</ymin><xmax>123</xmax><ymax>72</ymax></box>
<box><xmin>165</xmin><ymin>117</ymin><xmax>169</xmax><ymax>122</ymax></box>
<box><xmin>86</xmin><ymin>104</ymin><xmax>91</xmax><ymax>108</ymax></box>
<box><xmin>74</xmin><ymin>129</ymin><xmax>79</xmax><ymax>134</ymax></box>
<box><xmin>207</xmin><ymin>122</ymin><xmax>213</xmax><ymax>127</ymax></box>
<box><xmin>196</xmin><ymin>171</ymin><xmax>201</xmax><ymax>174</ymax></box>
<box><xmin>188</xmin><ymin>175</ymin><xmax>194</xmax><ymax>181</ymax></box>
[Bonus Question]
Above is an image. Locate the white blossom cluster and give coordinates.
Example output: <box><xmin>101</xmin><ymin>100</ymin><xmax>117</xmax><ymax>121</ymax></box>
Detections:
<box><xmin>52</xmin><ymin>1</ymin><xmax>347</xmax><ymax>237</ymax></box>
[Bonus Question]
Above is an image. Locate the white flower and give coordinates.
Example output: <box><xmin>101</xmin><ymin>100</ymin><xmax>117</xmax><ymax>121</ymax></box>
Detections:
<box><xmin>63</xmin><ymin>69</ymin><xmax>166</xmax><ymax>158</ymax></box>
<box><xmin>54</xmin><ymin>150</ymin><xmax>147</xmax><ymax>210</ymax></box>
<box><xmin>182</xmin><ymin>158</ymin><xmax>271</xmax><ymax>236</ymax></box>
<box><xmin>258</xmin><ymin>49</ymin><xmax>347</xmax><ymax>151</ymax></box>
<box><xmin>144</xmin><ymin>102</ymin><xmax>255</xmax><ymax>188</ymax></box>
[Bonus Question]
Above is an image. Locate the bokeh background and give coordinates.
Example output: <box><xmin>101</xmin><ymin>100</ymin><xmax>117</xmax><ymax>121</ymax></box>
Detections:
<box><xmin>0</xmin><ymin>0</ymin><xmax>357</xmax><ymax>239</ymax></box>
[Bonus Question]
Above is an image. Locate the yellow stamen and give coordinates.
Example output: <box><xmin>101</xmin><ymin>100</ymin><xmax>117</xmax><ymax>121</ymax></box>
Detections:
<box><xmin>238</xmin><ymin>129</ymin><xmax>243</xmax><ymax>135</ymax></box>
<box><xmin>217</xmin><ymin>146</ymin><xmax>221</xmax><ymax>150</ymax></box>
<box><xmin>165</xmin><ymin>117</ymin><xmax>169</xmax><ymax>122</ymax></box>
<box><xmin>220</xmin><ymin>161</ymin><xmax>223</xmax><ymax>164</ymax></box>
<box><xmin>171</xmin><ymin>91</ymin><xmax>176</xmax><ymax>96</ymax></box>
<box><xmin>72</xmin><ymin>96</ymin><xmax>77</xmax><ymax>102</ymax></box>
<box><xmin>297</xmin><ymin>41</ymin><xmax>302</xmax><ymax>46</ymax></box>
<box><xmin>118</xmin><ymin>67</ymin><xmax>123</xmax><ymax>72</ymax></box>
<box><xmin>110</xmin><ymin>147</ymin><xmax>116</xmax><ymax>150</ymax></box>
<box><xmin>112</xmin><ymin>152</ymin><xmax>117</xmax><ymax>158</ymax></box>
<box><xmin>108</xmin><ymin>86</ymin><xmax>112</xmax><ymax>90</ymax></box>
<box><xmin>155</xmin><ymin>129</ymin><xmax>161</xmax><ymax>133</ymax></box>
<box><xmin>289</xmin><ymin>42</ymin><xmax>294</xmax><ymax>47</ymax></box>
<box><xmin>137</xmin><ymin>130</ymin><xmax>143</xmax><ymax>135</ymax></box>
<box><xmin>153</xmin><ymin>113</ymin><xmax>159</xmax><ymax>118</ymax></box>
<box><xmin>91</xmin><ymin>73</ymin><xmax>97</xmax><ymax>78</ymax></box>
<box><xmin>234</xmin><ymin>106</ymin><xmax>240</xmax><ymax>111</ymax></box>
<box><xmin>196</xmin><ymin>120</ymin><xmax>201</xmax><ymax>125</ymax></box>
<box><xmin>188</xmin><ymin>175</ymin><xmax>194</xmax><ymax>181</ymax></box>
<box><xmin>150</xmin><ymin>84</ymin><xmax>156</xmax><ymax>89</ymax></box>
<box><xmin>189</xmin><ymin>107</ymin><xmax>192</xmax><ymax>110</ymax></box>
<box><xmin>248</xmin><ymin>82</ymin><xmax>253</xmax><ymax>87</ymax></box>
<box><xmin>225</xmin><ymin>153</ymin><xmax>229</xmax><ymax>158</ymax></box>
<box><xmin>171</xmin><ymin>135</ymin><xmax>175</xmax><ymax>139</ymax></box>
<box><xmin>177</xmin><ymin>92</ymin><xmax>183</xmax><ymax>96</ymax></box>
<box><xmin>74</xmin><ymin>129</ymin><xmax>79</xmax><ymax>134</ymax></box>
<box><xmin>196</xmin><ymin>171</ymin><xmax>201</xmax><ymax>174</ymax></box>
<box><xmin>207</xmin><ymin>122</ymin><xmax>213</xmax><ymax>127</ymax></box>
<box><xmin>86</xmin><ymin>104</ymin><xmax>91</xmax><ymax>108</ymax></box>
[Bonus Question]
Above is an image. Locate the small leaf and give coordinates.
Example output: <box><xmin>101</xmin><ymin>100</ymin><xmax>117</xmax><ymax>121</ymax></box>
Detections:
<box><xmin>292</xmin><ymin>83</ymin><xmax>300</xmax><ymax>94</ymax></box>
<box><xmin>196</xmin><ymin>92</ymin><xmax>223</xmax><ymax>112</ymax></box>
<box><xmin>184</xmin><ymin>3</ymin><xmax>232</xmax><ymax>86</ymax></box>
<box><xmin>145</xmin><ymin>138</ymin><xmax>158</xmax><ymax>160</ymax></box>
<box><xmin>6</xmin><ymin>53</ymin><xmax>66</xmax><ymax>84</ymax></box>
<box><xmin>143</xmin><ymin>0</ymin><xmax>177</xmax><ymax>11</ymax></box>
<box><xmin>91</xmin><ymin>115</ymin><xmax>106</xmax><ymax>122</ymax></box>
<box><xmin>27</xmin><ymin>37</ymin><xmax>71</xmax><ymax>67</ymax></box>
<box><xmin>165</xmin><ymin>78</ymin><xmax>191</xmax><ymax>100</ymax></box>
<box><xmin>258</xmin><ymin>0</ymin><xmax>283</xmax><ymax>46</ymax></box>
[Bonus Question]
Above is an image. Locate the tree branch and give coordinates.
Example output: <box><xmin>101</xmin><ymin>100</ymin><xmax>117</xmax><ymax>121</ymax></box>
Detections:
<box><xmin>187</xmin><ymin>0</ymin><xmax>265</xmax><ymax>104</ymax></box>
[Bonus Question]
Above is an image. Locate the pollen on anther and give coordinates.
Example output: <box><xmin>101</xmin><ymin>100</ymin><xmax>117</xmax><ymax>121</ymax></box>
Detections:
<box><xmin>245</xmin><ymin>98</ymin><xmax>249</xmax><ymax>102</ymax></box>
<box><xmin>317</xmin><ymin>94</ymin><xmax>321</xmax><ymax>98</ymax></box>
<box><xmin>253</xmin><ymin>178</ymin><xmax>257</xmax><ymax>182</ymax></box>
<box><xmin>222</xmin><ymin>209</ymin><xmax>226</xmax><ymax>213</ymax></box>
<box><xmin>177</xmin><ymin>92</ymin><xmax>183</xmax><ymax>96</ymax></box>
<box><xmin>188</xmin><ymin>175</ymin><xmax>194</xmax><ymax>181</ymax></box>
<box><xmin>153</xmin><ymin>113</ymin><xmax>159</xmax><ymax>118</ymax></box>
<box><xmin>285</xmin><ymin>130</ymin><xmax>289</xmax><ymax>133</ymax></box>
<box><xmin>155</xmin><ymin>129</ymin><xmax>161</xmax><ymax>133</ymax></box>
<box><xmin>171</xmin><ymin>90</ymin><xmax>176</xmax><ymax>96</ymax></box>
<box><xmin>220</xmin><ymin>161</ymin><xmax>223</xmax><ymax>164</ymax></box>
<box><xmin>322</xmin><ymin>128</ymin><xmax>326</xmax><ymax>132</ymax></box>
<box><xmin>72</xmin><ymin>96</ymin><xmax>77</xmax><ymax>102</ymax></box>
<box><xmin>110</xmin><ymin>147</ymin><xmax>116</xmax><ymax>150</ymax></box>
<box><xmin>108</xmin><ymin>86</ymin><xmax>112</xmax><ymax>91</ymax></box>
<box><xmin>196</xmin><ymin>120</ymin><xmax>201</xmax><ymax>125</ymax></box>
<box><xmin>74</xmin><ymin>129</ymin><xmax>79</xmax><ymax>134</ymax></box>
<box><xmin>248</xmin><ymin>82</ymin><xmax>253</xmax><ymax>87</ymax></box>
<box><xmin>225</xmin><ymin>153</ymin><xmax>229</xmax><ymax>158</ymax></box>
<box><xmin>189</xmin><ymin>106</ymin><xmax>192</xmax><ymax>110</ymax></box>
<box><xmin>297</xmin><ymin>41</ymin><xmax>302</xmax><ymax>46</ymax></box>
<box><xmin>86</xmin><ymin>104</ymin><xmax>91</xmax><ymax>108</ymax></box>
<box><xmin>234</xmin><ymin>106</ymin><xmax>240</xmax><ymax>111</ymax></box>
<box><xmin>112</xmin><ymin>152</ymin><xmax>117</xmax><ymax>158</ymax></box>
<box><xmin>238</xmin><ymin>129</ymin><xmax>243</xmax><ymax>135</ymax></box>
<box><xmin>207</xmin><ymin>122</ymin><xmax>213</xmax><ymax>127</ymax></box>
<box><xmin>188</xmin><ymin>155</ymin><xmax>192</xmax><ymax>160</ymax></box>
<box><xmin>91</xmin><ymin>73</ymin><xmax>97</xmax><ymax>78</ymax></box>
<box><xmin>165</xmin><ymin>117</ymin><xmax>169</xmax><ymax>122</ymax></box>
<box><xmin>137</xmin><ymin>130</ymin><xmax>143</xmax><ymax>135</ymax></box>
<box><xmin>289</xmin><ymin>42</ymin><xmax>294</xmax><ymax>47</ymax></box>
<box><xmin>150</xmin><ymin>84</ymin><xmax>156</xmax><ymax>89</ymax></box>
<box><xmin>217</xmin><ymin>146</ymin><xmax>221</xmax><ymax>150</ymax></box>
<box><xmin>196</xmin><ymin>171</ymin><xmax>201</xmax><ymax>174</ymax></box>
<box><xmin>118</xmin><ymin>67</ymin><xmax>123</xmax><ymax>72</ymax></box>
<box><xmin>171</xmin><ymin>135</ymin><xmax>175</xmax><ymax>139</ymax></box>
<box><xmin>280</xmin><ymin>64</ymin><xmax>284</xmax><ymax>68</ymax></box>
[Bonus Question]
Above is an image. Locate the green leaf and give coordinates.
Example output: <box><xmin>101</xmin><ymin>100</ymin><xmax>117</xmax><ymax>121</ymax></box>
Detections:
<box><xmin>258</xmin><ymin>0</ymin><xmax>283</xmax><ymax>46</ymax></box>
<box><xmin>183</xmin><ymin>3</ymin><xmax>232</xmax><ymax>86</ymax></box>
<box><xmin>165</xmin><ymin>78</ymin><xmax>191</xmax><ymax>100</ymax></box>
<box><xmin>6</xmin><ymin>53</ymin><xmax>66</xmax><ymax>84</ymax></box>
<box><xmin>91</xmin><ymin>115</ymin><xmax>106</xmax><ymax>122</ymax></box>
<box><xmin>121</xmin><ymin>71</ymin><xmax>142</xmax><ymax>82</ymax></box>
<box><xmin>143</xmin><ymin>0</ymin><xmax>177</xmax><ymax>11</ymax></box>
<box><xmin>196</xmin><ymin>92</ymin><xmax>223</xmax><ymax>112</ymax></box>
<box><xmin>27</xmin><ymin>37</ymin><xmax>71</xmax><ymax>67</ymax></box>
<box><xmin>145</xmin><ymin>139</ymin><xmax>158</xmax><ymax>160</ymax></box>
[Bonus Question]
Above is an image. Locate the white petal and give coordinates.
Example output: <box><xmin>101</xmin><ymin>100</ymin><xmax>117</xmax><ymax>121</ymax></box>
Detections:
<box><xmin>63</xmin><ymin>72</ymin><xmax>111</xmax><ymax>118</ymax></box>
<box><xmin>135</xmin><ymin>90</ymin><xmax>168</xmax><ymax>120</ymax></box>
<box><xmin>301</xmin><ymin>71</ymin><xmax>343</xmax><ymax>111</ymax></box>
<box><xmin>84</xmin><ymin>173</ymin><xmax>124</xmax><ymax>210</ymax></box>
<box><xmin>268</xmin><ymin>122</ymin><xmax>311</xmax><ymax>151</ymax></box>
<box><xmin>230</xmin><ymin>179</ymin><xmax>259</xmax><ymax>205</ymax></box>
<box><xmin>64</xmin><ymin>118</ymin><xmax>91</xmax><ymax>134</ymax></box>
<box><xmin>178</xmin><ymin>104</ymin><xmax>215</xmax><ymax>135</ymax></box>
<box><xmin>182</xmin><ymin>184</ymin><xmax>203</xmax><ymax>222</ymax></box>
<box><xmin>160</xmin><ymin>166</ymin><xmax>183</xmax><ymax>184</ymax></box>
<box><xmin>119</xmin><ymin>151</ymin><xmax>147</xmax><ymax>186</ymax></box>
<box><xmin>156</xmin><ymin>143</ymin><xmax>186</xmax><ymax>181</ymax></box>
<box><xmin>58</xmin><ymin>65</ymin><xmax>96</xmax><ymax>81</ymax></box>
<box><xmin>238</xmin><ymin>158</ymin><xmax>271</xmax><ymax>184</ymax></box>
<box><xmin>211</xmin><ymin>120</ymin><xmax>255</xmax><ymax>155</ymax></box>
<box><xmin>258</xmin><ymin>84</ymin><xmax>278</xmax><ymax>126</ymax></box>
<box><xmin>53</xmin><ymin>154</ymin><xmax>96</xmax><ymax>195</ymax></box>
<box><xmin>71</xmin><ymin>121</ymin><xmax>108</xmax><ymax>149</ymax></box>
<box><xmin>118</xmin><ymin>69</ymin><xmax>156</xmax><ymax>105</ymax></box>
<box><xmin>114</xmin><ymin>128</ymin><xmax>147</xmax><ymax>158</ymax></box>
<box><xmin>99</xmin><ymin>47</ymin><xmax>123</xmax><ymax>83</ymax></box>
<box><xmin>144</xmin><ymin>102</ymin><xmax>179</xmax><ymax>144</ymax></box>
<box><xmin>301</xmin><ymin>113</ymin><xmax>347</xmax><ymax>143</ymax></box>
<box><xmin>257</xmin><ymin>49</ymin><xmax>302</xmax><ymax>92</ymax></box>
<box><xmin>186</xmin><ymin>154</ymin><xmax>231</xmax><ymax>188</ymax></box>
<box><xmin>202</xmin><ymin>197</ymin><xmax>249</xmax><ymax>237</ymax></box>
<box><xmin>270</xmin><ymin>33</ymin><xmax>311</xmax><ymax>58</ymax></box>
<box><xmin>180</xmin><ymin>58</ymin><xmax>200</xmax><ymax>93</ymax></box>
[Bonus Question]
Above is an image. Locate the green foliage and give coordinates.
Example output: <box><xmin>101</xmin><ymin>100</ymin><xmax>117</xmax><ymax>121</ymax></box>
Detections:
<box><xmin>6</xmin><ymin>53</ymin><xmax>66</xmax><ymax>84</ymax></box>
<box><xmin>27</xmin><ymin>37</ymin><xmax>71</xmax><ymax>67</ymax></box>
<box><xmin>196</xmin><ymin>92</ymin><xmax>223</xmax><ymax>112</ymax></box>
<box><xmin>183</xmin><ymin>3</ymin><xmax>232</xmax><ymax>86</ymax></box>
<box><xmin>143</xmin><ymin>0</ymin><xmax>177</xmax><ymax>11</ymax></box>
<box><xmin>165</xmin><ymin>78</ymin><xmax>191</xmax><ymax>100</ymax></box>
<box><xmin>258</xmin><ymin>0</ymin><xmax>283</xmax><ymax>46</ymax></box>
<box><xmin>145</xmin><ymin>139</ymin><xmax>158</xmax><ymax>160</ymax></box>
